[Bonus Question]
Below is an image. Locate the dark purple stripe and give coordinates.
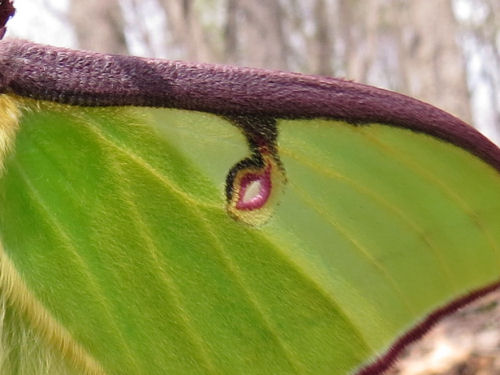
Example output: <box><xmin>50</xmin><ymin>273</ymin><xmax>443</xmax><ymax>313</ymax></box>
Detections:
<box><xmin>356</xmin><ymin>280</ymin><xmax>500</xmax><ymax>375</ymax></box>
<box><xmin>0</xmin><ymin>40</ymin><xmax>499</xmax><ymax>175</ymax></box>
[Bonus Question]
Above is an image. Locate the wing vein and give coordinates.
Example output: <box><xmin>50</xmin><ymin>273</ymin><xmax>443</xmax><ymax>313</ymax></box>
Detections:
<box><xmin>13</xmin><ymin>161</ymin><xmax>141</xmax><ymax>373</ymax></box>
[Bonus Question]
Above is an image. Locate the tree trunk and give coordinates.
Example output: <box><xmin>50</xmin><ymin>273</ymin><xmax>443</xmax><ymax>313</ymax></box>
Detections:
<box><xmin>397</xmin><ymin>0</ymin><xmax>472</xmax><ymax>122</ymax></box>
<box><xmin>224</xmin><ymin>0</ymin><xmax>239</xmax><ymax>64</ymax></box>
<box><xmin>158</xmin><ymin>0</ymin><xmax>213</xmax><ymax>62</ymax></box>
<box><xmin>235</xmin><ymin>0</ymin><xmax>288</xmax><ymax>69</ymax></box>
<box><xmin>69</xmin><ymin>0</ymin><xmax>128</xmax><ymax>54</ymax></box>
<box><xmin>313</xmin><ymin>0</ymin><xmax>334</xmax><ymax>76</ymax></box>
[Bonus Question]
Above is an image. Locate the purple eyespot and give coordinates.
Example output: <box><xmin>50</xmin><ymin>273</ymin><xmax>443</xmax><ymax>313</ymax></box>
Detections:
<box><xmin>235</xmin><ymin>166</ymin><xmax>272</xmax><ymax>210</ymax></box>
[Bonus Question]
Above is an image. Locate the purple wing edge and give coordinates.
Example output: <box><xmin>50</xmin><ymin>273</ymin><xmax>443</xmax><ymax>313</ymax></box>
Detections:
<box><xmin>0</xmin><ymin>40</ymin><xmax>499</xmax><ymax>175</ymax></box>
<box><xmin>356</xmin><ymin>281</ymin><xmax>500</xmax><ymax>375</ymax></box>
<box><xmin>0</xmin><ymin>39</ymin><xmax>500</xmax><ymax>375</ymax></box>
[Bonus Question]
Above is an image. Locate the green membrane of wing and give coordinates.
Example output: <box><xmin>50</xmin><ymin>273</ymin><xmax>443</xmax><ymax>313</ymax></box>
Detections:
<box><xmin>0</xmin><ymin>101</ymin><xmax>499</xmax><ymax>374</ymax></box>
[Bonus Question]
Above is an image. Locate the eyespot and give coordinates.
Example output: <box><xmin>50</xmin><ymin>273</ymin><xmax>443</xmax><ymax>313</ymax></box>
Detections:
<box><xmin>235</xmin><ymin>164</ymin><xmax>271</xmax><ymax>210</ymax></box>
<box><xmin>224</xmin><ymin>115</ymin><xmax>285</xmax><ymax>226</ymax></box>
<box><xmin>226</xmin><ymin>152</ymin><xmax>285</xmax><ymax>226</ymax></box>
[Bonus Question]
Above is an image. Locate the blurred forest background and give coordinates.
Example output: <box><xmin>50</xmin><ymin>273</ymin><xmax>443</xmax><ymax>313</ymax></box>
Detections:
<box><xmin>5</xmin><ymin>1</ymin><xmax>500</xmax><ymax>373</ymax></box>
<box><xmin>5</xmin><ymin>0</ymin><xmax>500</xmax><ymax>145</ymax></box>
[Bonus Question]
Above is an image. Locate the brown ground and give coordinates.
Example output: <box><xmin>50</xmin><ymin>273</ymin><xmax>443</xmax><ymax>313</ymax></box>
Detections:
<box><xmin>386</xmin><ymin>290</ymin><xmax>500</xmax><ymax>375</ymax></box>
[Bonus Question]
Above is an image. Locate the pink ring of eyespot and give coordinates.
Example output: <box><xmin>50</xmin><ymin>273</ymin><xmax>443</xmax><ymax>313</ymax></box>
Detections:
<box><xmin>235</xmin><ymin>165</ymin><xmax>272</xmax><ymax>211</ymax></box>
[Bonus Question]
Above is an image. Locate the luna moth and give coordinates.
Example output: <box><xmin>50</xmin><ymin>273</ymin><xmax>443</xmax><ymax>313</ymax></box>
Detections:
<box><xmin>0</xmin><ymin>5</ymin><xmax>500</xmax><ymax>375</ymax></box>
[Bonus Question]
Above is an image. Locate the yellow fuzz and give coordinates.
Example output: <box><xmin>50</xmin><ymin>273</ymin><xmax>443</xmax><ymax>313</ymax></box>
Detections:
<box><xmin>0</xmin><ymin>234</ymin><xmax>106</xmax><ymax>375</ymax></box>
<box><xmin>0</xmin><ymin>94</ymin><xmax>21</xmax><ymax>173</ymax></box>
<box><xmin>0</xmin><ymin>96</ymin><xmax>106</xmax><ymax>374</ymax></box>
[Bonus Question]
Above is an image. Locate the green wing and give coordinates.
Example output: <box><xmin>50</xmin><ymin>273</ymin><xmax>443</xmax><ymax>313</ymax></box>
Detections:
<box><xmin>0</xmin><ymin>96</ymin><xmax>499</xmax><ymax>374</ymax></box>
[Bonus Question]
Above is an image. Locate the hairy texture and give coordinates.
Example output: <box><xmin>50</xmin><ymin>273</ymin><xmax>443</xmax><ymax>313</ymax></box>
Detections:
<box><xmin>0</xmin><ymin>40</ymin><xmax>499</xmax><ymax>176</ymax></box>
<box><xmin>0</xmin><ymin>241</ymin><xmax>105</xmax><ymax>375</ymax></box>
<box><xmin>0</xmin><ymin>295</ymin><xmax>77</xmax><ymax>375</ymax></box>
<box><xmin>0</xmin><ymin>95</ymin><xmax>103</xmax><ymax>375</ymax></box>
<box><xmin>0</xmin><ymin>95</ymin><xmax>19</xmax><ymax>172</ymax></box>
